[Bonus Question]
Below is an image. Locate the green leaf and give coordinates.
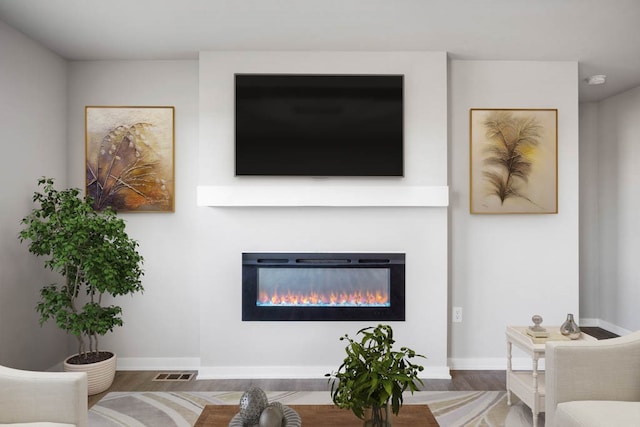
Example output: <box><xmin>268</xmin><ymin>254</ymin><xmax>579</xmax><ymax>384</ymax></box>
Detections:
<box><xmin>325</xmin><ymin>324</ymin><xmax>426</xmax><ymax>417</ymax></box>
<box><xmin>18</xmin><ymin>177</ymin><xmax>145</xmax><ymax>353</ymax></box>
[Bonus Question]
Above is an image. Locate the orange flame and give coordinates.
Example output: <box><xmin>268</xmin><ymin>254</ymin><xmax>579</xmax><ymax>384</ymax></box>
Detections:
<box><xmin>258</xmin><ymin>288</ymin><xmax>389</xmax><ymax>306</ymax></box>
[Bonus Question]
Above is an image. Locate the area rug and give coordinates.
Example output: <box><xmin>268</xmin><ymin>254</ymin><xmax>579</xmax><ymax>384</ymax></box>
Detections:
<box><xmin>89</xmin><ymin>390</ymin><xmax>543</xmax><ymax>427</ymax></box>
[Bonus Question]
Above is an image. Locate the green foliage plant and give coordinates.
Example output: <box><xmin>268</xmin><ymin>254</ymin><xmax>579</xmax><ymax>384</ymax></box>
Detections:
<box><xmin>19</xmin><ymin>177</ymin><xmax>144</xmax><ymax>361</ymax></box>
<box><xmin>325</xmin><ymin>324</ymin><xmax>425</xmax><ymax>425</ymax></box>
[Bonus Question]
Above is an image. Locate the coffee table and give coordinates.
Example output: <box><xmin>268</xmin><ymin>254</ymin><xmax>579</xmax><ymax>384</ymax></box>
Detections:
<box><xmin>194</xmin><ymin>404</ymin><xmax>439</xmax><ymax>426</ymax></box>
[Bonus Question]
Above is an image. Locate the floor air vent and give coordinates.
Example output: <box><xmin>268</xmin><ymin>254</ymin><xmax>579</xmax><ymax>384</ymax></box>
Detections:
<box><xmin>152</xmin><ymin>372</ymin><xmax>194</xmax><ymax>382</ymax></box>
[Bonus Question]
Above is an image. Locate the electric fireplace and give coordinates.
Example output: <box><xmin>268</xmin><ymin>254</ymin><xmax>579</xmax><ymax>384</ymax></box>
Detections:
<box><xmin>242</xmin><ymin>252</ymin><xmax>405</xmax><ymax>321</ymax></box>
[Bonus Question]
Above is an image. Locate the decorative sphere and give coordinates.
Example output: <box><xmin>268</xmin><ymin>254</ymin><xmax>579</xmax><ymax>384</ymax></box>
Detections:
<box><xmin>532</xmin><ymin>315</ymin><xmax>543</xmax><ymax>326</ymax></box>
<box><xmin>259</xmin><ymin>405</ymin><xmax>283</xmax><ymax>427</ymax></box>
<box><xmin>239</xmin><ymin>387</ymin><xmax>269</xmax><ymax>425</ymax></box>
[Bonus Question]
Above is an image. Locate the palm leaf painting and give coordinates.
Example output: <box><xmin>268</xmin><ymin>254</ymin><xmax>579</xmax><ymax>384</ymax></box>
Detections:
<box><xmin>86</xmin><ymin>107</ymin><xmax>174</xmax><ymax>212</ymax></box>
<box><xmin>470</xmin><ymin>109</ymin><xmax>557</xmax><ymax>214</ymax></box>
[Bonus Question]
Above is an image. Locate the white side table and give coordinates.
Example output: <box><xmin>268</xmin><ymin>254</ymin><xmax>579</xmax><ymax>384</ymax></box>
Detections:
<box><xmin>505</xmin><ymin>326</ymin><xmax>596</xmax><ymax>427</ymax></box>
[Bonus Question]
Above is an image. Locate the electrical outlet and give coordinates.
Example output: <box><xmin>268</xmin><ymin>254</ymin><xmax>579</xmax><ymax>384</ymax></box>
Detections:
<box><xmin>453</xmin><ymin>307</ymin><xmax>463</xmax><ymax>323</ymax></box>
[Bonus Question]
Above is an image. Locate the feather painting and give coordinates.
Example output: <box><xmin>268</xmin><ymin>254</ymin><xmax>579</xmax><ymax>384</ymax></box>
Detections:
<box><xmin>470</xmin><ymin>109</ymin><xmax>557</xmax><ymax>214</ymax></box>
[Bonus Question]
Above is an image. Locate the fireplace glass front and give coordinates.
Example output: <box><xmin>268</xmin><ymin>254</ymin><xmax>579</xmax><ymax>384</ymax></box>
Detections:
<box><xmin>242</xmin><ymin>253</ymin><xmax>405</xmax><ymax>321</ymax></box>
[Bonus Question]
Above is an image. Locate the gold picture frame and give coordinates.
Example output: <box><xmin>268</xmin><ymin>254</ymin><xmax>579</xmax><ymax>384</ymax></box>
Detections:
<box><xmin>85</xmin><ymin>106</ymin><xmax>175</xmax><ymax>212</ymax></box>
<box><xmin>470</xmin><ymin>108</ymin><xmax>558</xmax><ymax>214</ymax></box>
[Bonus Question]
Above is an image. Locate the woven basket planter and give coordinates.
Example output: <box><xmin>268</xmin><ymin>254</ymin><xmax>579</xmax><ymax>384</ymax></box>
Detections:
<box><xmin>64</xmin><ymin>352</ymin><xmax>116</xmax><ymax>395</ymax></box>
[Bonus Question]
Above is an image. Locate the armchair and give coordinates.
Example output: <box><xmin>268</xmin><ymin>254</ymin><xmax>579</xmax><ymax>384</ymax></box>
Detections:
<box><xmin>545</xmin><ymin>330</ymin><xmax>640</xmax><ymax>427</ymax></box>
<box><xmin>0</xmin><ymin>365</ymin><xmax>88</xmax><ymax>427</ymax></box>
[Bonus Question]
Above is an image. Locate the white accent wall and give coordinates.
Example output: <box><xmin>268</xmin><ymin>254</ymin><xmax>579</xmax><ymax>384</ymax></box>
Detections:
<box><xmin>197</xmin><ymin>51</ymin><xmax>450</xmax><ymax>378</ymax></box>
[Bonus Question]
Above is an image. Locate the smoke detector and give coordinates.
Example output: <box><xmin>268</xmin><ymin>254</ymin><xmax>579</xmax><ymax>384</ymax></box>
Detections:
<box><xmin>585</xmin><ymin>75</ymin><xmax>607</xmax><ymax>85</ymax></box>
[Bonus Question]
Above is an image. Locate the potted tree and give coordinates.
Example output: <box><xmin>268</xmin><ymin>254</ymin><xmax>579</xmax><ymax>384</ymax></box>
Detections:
<box><xmin>325</xmin><ymin>324</ymin><xmax>426</xmax><ymax>427</ymax></box>
<box><xmin>19</xmin><ymin>177</ymin><xmax>144</xmax><ymax>395</ymax></box>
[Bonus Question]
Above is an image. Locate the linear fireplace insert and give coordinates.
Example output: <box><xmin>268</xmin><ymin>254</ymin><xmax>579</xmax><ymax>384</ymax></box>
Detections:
<box><xmin>242</xmin><ymin>252</ymin><xmax>405</xmax><ymax>321</ymax></box>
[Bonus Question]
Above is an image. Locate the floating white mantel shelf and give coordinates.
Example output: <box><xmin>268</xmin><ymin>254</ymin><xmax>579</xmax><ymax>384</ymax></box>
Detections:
<box><xmin>197</xmin><ymin>185</ymin><xmax>449</xmax><ymax>207</ymax></box>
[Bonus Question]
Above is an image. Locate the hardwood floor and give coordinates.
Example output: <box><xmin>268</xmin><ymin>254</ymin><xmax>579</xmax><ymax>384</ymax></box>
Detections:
<box><xmin>88</xmin><ymin>327</ymin><xmax>615</xmax><ymax>407</ymax></box>
<box><xmin>89</xmin><ymin>370</ymin><xmax>506</xmax><ymax>407</ymax></box>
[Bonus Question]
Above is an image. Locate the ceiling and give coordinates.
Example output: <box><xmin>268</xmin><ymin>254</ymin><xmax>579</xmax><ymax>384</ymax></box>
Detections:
<box><xmin>1</xmin><ymin>0</ymin><xmax>638</xmax><ymax>102</ymax></box>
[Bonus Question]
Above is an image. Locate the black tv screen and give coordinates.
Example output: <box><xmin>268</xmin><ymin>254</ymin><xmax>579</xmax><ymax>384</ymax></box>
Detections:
<box><xmin>235</xmin><ymin>74</ymin><xmax>404</xmax><ymax>176</ymax></box>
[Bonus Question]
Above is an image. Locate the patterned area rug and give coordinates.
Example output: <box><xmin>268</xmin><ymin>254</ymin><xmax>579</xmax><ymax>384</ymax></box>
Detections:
<box><xmin>89</xmin><ymin>390</ymin><xmax>543</xmax><ymax>427</ymax></box>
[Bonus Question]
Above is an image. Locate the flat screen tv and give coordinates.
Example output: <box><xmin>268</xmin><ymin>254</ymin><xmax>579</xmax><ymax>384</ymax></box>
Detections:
<box><xmin>235</xmin><ymin>74</ymin><xmax>404</xmax><ymax>176</ymax></box>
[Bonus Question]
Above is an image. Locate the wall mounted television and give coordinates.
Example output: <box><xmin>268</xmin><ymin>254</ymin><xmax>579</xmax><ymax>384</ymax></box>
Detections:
<box><xmin>235</xmin><ymin>74</ymin><xmax>404</xmax><ymax>177</ymax></box>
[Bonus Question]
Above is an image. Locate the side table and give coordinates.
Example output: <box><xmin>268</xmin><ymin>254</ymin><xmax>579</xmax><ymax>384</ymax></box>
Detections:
<box><xmin>505</xmin><ymin>326</ymin><xmax>595</xmax><ymax>427</ymax></box>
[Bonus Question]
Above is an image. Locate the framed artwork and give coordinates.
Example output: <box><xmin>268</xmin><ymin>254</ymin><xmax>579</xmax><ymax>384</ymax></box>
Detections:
<box><xmin>85</xmin><ymin>106</ymin><xmax>175</xmax><ymax>212</ymax></box>
<box><xmin>470</xmin><ymin>108</ymin><xmax>558</xmax><ymax>214</ymax></box>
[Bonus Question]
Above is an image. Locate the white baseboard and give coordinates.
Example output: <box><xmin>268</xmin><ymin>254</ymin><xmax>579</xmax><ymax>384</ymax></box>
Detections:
<box><xmin>51</xmin><ymin>357</ymin><xmax>201</xmax><ymax>372</ymax></box>
<box><xmin>197</xmin><ymin>365</ymin><xmax>451</xmax><ymax>380</ymax></box>
<box><xmin>116</xmin><ymin>357</ymin><xmax>201</xmax><ymax>371</ymax></box>
<box><xmin>197</xmin><ymin>365</ymin><xmax>331</xmax><ymax>380</ymax></box>
<box><xmin>421</xmin><ymin>366</ymin><xmax>452</xmax><ymax>379</ymax></box>
<box><xmin>448</xmin><ymin>357</ymin><xmax>545</xmax><ymax>371</ymax></box>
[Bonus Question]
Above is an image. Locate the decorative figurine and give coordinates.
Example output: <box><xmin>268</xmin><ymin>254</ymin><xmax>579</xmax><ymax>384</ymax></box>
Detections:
<box><xmin>560</xmin><ymin>313</ymin><xmax>581</xmax><ymax>339</ymax></box>
<box><xmin>234</xmin><ymin>388</ymin><xmax>294</xmax><ymax>427</ymax></box>
<box><xmin>526</xmin><ymin>314</ymin><xmax>549</xmax><ymax>338</ymax></box>
<box><xmin>239</xmin><ymin>387</ymin><xmax>269</xmax><ymax>425</ymax></box>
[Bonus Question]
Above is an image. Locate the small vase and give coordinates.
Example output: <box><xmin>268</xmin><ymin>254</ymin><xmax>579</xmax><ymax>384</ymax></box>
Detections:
<box><xmin>560</xmin><ymin>313</ymin><xmax>581</xmax><ymax>340</ymax></box>
<box><xmin>364</xmin><ymin>401</ymin><xmax>391</xmax><ymax>427</ymax></box>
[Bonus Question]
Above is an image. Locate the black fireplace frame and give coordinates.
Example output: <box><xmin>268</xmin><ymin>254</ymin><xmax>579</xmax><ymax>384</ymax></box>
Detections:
<box><xmin>242</xmin><ymin>252</ymin><xmax>405</xmax><ymax>321</ymax></box>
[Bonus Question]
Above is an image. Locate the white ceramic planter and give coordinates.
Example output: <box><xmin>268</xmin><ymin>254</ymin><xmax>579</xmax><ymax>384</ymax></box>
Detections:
<box><xmin>64</xmin><ymin>352</ymin><xmax>116</xmax><ymax>395</ymax></box>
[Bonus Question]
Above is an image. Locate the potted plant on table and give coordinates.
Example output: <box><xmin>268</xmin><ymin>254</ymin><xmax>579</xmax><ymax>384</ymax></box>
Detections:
<box><xmin>19</xmin><ymin>177</ymin><xmax>144</xmax><ymax>395</ymax></box>
<box><xmin>325</xmin><ymin>324</ymin><xmax>426</xmax><ymax>427</ymax></box>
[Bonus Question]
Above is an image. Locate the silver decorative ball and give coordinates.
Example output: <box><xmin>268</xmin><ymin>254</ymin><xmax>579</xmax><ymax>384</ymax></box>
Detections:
<box><xmin>239</xmin><ymin>387</ymin><xmax>269</xmax><ymax>425</ymax></box>
<box><xmin>267</xmin><ymin>402</ymin><xmax>286</xmax><ymax>426</ymax></box>
<box><xmin>259</xmin><ymin>405</ymin><xmax>283</xmax><ymax>427</ymax></box>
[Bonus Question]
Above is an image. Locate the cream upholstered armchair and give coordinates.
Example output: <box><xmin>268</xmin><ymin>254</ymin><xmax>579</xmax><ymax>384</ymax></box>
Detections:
<box><xmin>545</xmin><ymin>330</ymin><xmax>640</xmax><ymax>427</ymax></box>
<box><xmin>0</xmin><ymin>365</ymin><xmax>88</xmax><ymax>427</ymax></box>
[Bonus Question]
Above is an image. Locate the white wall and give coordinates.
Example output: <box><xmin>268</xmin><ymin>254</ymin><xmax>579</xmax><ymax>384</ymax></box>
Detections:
<box><xmin>595</xmin><ymin>86</ymin><xmax>640</xmax><ymax>332</ymax></box>
<box><xmin>197</xmin><ymin>51</ymin><xmax>450</xmax><ymax>378</ymax></box>
<box><xmin>0</xmin><ymin>20</ymin><xmax>69</xmax><ymax>369</ymax></box>
<box><xmin>67</xmin><ymin>60</ymin><xmax>202</xmax><ymax>368</ymax></box>
<box><xmin>578</xmin><ymin>102</ymin><xmax>600</xmax><ymax>320</ymax></box>
<box><xmin>449</xmin><ymin>61</ymin><xmax>580</xmax><ymax>367</ymax></box>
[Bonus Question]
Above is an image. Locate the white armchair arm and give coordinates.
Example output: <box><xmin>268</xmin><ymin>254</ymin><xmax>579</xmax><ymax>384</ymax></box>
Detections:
<box><xmin>0</xmin><ymin>365</ymin><xmax>88</xmax><ymax>427</ymax></box>
<box><xmin>545</xmin><ymin>331</ymin><xmax>640</xmax><ymax>427</ymax></box>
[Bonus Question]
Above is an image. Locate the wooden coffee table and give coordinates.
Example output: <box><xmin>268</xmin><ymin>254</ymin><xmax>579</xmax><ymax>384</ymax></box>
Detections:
<box><xmin>195</xmin><ymin>404</ymin><xmax>439</xmax><ymax>426</ymax></box>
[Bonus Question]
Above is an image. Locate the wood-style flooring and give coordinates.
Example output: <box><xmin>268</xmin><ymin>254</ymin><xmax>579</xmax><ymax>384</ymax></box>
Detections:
<box><xmin>89</xmin><ymin>370</ymin><xmax>506</xmax><ymax>407</ymax></box>
<box><xmin>88</xmin><ymin>327</ymin><xmax>617</xmax><ymax>407</ymax></box>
